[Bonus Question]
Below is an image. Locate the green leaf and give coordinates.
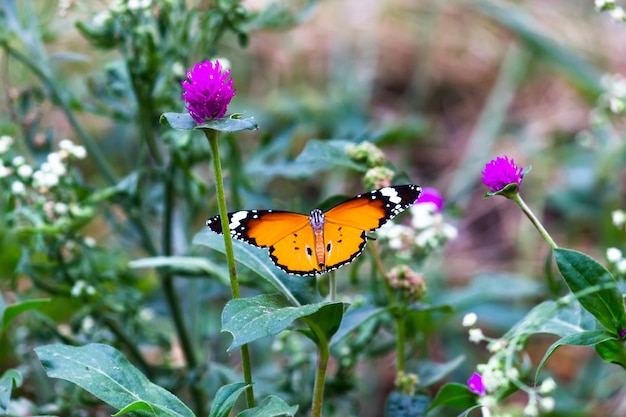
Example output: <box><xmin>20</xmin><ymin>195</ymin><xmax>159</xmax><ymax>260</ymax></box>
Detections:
<box><xmin>536</xmin><ymin>330</ymin><xmax>615</xmax><ymax>382</ymax></box>
<box><xmin>35</xmin><ymin>343</ymin><xmax>194</xmax><ymax>417</ymax></box>
<box><xmin>209</xmin><ymin>382</ymin><xmax>248</xmax><ymax>417</ymax></box>
<box><xmin>330</xmin><ymin>305</ymin><xmax>385</xmax><ymax>346</ymax></box>
<box><xmin>160</xmin><ymin>112</ymin><xmax>258</xmax><ymax>132</ymax></box>
<box><xmin>246</xmin><ymin>139</ymin><xmax>364</xmax><ymax>179</ymax></box>
<box><xmin>193</xmin><ymin>229</ymin><xmax>319</xmax><ymax>305</ymax></box>
<box><xmin>427</xmin><ymin>383</ymin><xmax>477</xmax><ymax>412</ymax></box>
<box><xmin>504</xmin><ymin>299</ymin><xmax>595</xmax><ymax>340</ymax></box>
<box><xmin>554</xmin><ymin>248</ymin><xmax>626</xmax><ymax>334</ymax></box>
<box><xmin>221</xmin><ymin>294</ymin><xmax>345</xmax><ymax>350</ymax></box>
<box><xmin>415</xmin><ymin>355</ymin><xmax>465</xmax><ymax>390</ymax></box>
<box><xmin>385</xmin><ymin>391</ymin><xmax>429</xmax><ymax>417</ymax></box>
<box><xmin>596</xmin><ymin>339</ymin><xmax>626</xmax><ymax>369</ymax></box>
<box><xmin>113</xmin><ymin>400</ymin><xmax>155</xmax><ymax>416</ymax></box>
<box><xmin>128</xmin><ymin>256</ymin><xmax>229</xmax><ymax>285</ymax></box>
<box><xmin>236</xmin><ymin>395</ymin><xmax>298</xmax><ymax>417</ymax></box>
<box><xmin>0</xmin><ymin>369</ymin><xmax>23</xmax><ymax>413</ymax></box>
<box><xmin>2</xmin><ymin>298</ymin><xmax>51</xmax><ymax>332</ymax></box>
<box><xmin>300</xmin><ymin>302</ymin><xmax>346</xmax><ymax>344</ymax></box>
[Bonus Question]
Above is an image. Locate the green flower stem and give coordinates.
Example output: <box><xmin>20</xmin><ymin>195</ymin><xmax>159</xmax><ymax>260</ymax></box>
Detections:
<box><xmin>205</xmin><ymin>128</ymin><xmax>255</xmax><ymax>408</ymax></box>
<box><xmin>368</xmin><ymin>244</ymin><xmax>398</xmax><ymax>308</ymax></box>
<box><xmin>329</xmin><ymin>271</ymin><xmax>336</xmax><ymax>301</ymax></box>
<box><xmin>304</xmin><ymin>319</ymin><xmax>330</xmax><ymax>417</ymax></box>
<box><xmin>510</xmin><ymin>193</ymin><xmax>558</xmax><ymax>249</ymax></box>
<box><xmin>395</xmin><ymin>315</ymin><xmax>406</xmax><ymax>374</ymax></box>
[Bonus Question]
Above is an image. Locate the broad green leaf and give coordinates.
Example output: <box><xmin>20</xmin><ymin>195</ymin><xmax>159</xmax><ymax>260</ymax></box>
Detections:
<box><xmin>554</xmin><ymin>248</ymin><xmax>626</xmax><ymax>334</ymax></box>
<box><xmin>236</xmin><ymin>395</ymin><xmax>298</xmax><ymax>417</ymax></box>
<box><xmin>2</xmin><ymin>298</ymin><xmax>50</xmax><ymax>332</ymax></box>
<box><xmin>194</xmin><ymin>229</ymin><xmax>319</xmax><ymax>305</ymax></box>
<box><xmin>246</xmin><ymin>139</ymin><xmax>364</xmax><ymax>179</ymax></box>
<box><xmin>385</xmin><ymin>391</ymin><xmax>429</xmax><ymax>417</ymax></box>
<box><xmin>300</xmin><ymin>302</ymin><xmax>346</xmax><ymax>345</ymax></box>
<box><xmin>128</xmin><ymin>256</ymin><xmax>229</xmax><ymax>285</ymax></box>
<box><xmin>596</xmin><ymin>339</ymin><xmax>626</xmax><ymax>370</ymax></box>
<box><xmin>35</xmin><ymin>344</ymin><xmax>194</xmax><ymax>417</ymax></box>
<box><xmin>415</xmin><ymin>355</ymin><xmax>465</xmax><ymax>390</ymax></box>
<box><xmin>536</xmin><ymin>330</ymin><xmax>615</xmax><ymax>382</ymax></box>
<box><xmin>427</xmin><ymin>383</ymin><xmax>476</xmax><ymax>412</ymax></box>
<box><xmin>222</xmin><ymin>294</ymin><xmax>344</xmax><ymax>350</ymax></box>
<box><xmin>0</xmin><ymin>369</ymin><xmax>23</xmax><ymax>413</ymax></box>
<box><xmin>209</xmin><ymin>383</ymin><xmax>248</xmax><ymax>417</ymax></box>
<box><xmin>160</xmin><ymin>112</ymin><xmax>258</xmax><ymax>132</ymax></box>
<box><xmin>504</xmin><ymin>298</ymin><xmax>596</xmax><ymax>340</ymax></box>
<box><xmin>330</xmin><ymin>305</ymin><xmax>385</xmax><ymax>346</ymax></box>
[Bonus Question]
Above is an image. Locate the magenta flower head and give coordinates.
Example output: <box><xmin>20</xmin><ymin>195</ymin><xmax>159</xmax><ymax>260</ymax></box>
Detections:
<box><xmin>181</xmin><ymin>60</ymin><xmax>236</xmax><ymax>123</ymax></box>
<box><xmin>482</xmin><ymin>156</ymin><xmax>526</xmax><ymax>197</ymax></box>
<box><xmin>467</xmin><ymin>372</ymin><xmax>486</xmax><ymax>396</ymax></box>
<box><xmin>415</xmin><ymin>187</ymin><xmax>444</xmax><ymax>212</ymax></box>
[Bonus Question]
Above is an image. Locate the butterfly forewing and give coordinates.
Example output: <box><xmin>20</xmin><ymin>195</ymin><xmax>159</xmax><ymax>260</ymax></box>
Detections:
<box><xmin>206</xmin><ymin>210</ymin><xmax>310</xmax><ymax>247</ymax></box>
<box><xmin>324</xmin><ymin>184</ymin><xmax>422</xmax><ymax>231</ymax></box>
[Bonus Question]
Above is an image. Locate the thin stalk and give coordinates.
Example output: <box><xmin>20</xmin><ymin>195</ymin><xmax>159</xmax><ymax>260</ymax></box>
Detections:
<box><xmin>510</xmin><ymin>193</ymin><xmax>558</xmax><ymax>249</ymax></box>
<box><xmin>395</xmin><ymin>315</ymin><xmax>406</xmax><ymax>374</ymax></box>
<box><xmin>306</xmin><ymin>320</ymin><xmax>330</xmax><ymax>417</ymax></box>
<box><xmin>162</xmin><ymin>159</ymin><xmax>205</xmax><ymax>415</ymax></box>
<box><xmin>368</xmin><ymin>244</ymin><xmax>398</xmax><ymax>308</ymax></box>
<box><xmin>329</xmin><ymin>271</ymin><xmax>336</xmax><ymax>301</ymax></box>
<box><xmin>206</xmin><ymin>129</ymin><xmax>255</xmax><ymax>408</ymax></box>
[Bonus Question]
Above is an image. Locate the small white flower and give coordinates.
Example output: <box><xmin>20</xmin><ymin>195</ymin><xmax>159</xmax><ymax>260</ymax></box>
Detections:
<box><xmin>609</xmin><ymin>97</ymin><xmax>625</xmax><ymax>113</ymax></box>
<box><xmin>478</xmin><ymin>395</ymin><xmax>496</xmax><ymax>409</ymax></box>
<box><xmin>539</xmin><ymin>396</ymin><xmax>555</xmax><ymax>412</ymax></box>
<box><xmin>0</xmin><ymin>162</ymin><xmax>11</xmax><ymax>178</ymax></box>
<box><xmin>487</xmin><ymin>339</ymin><xmax>507</xmax><ymax>353</ymax></box>
<box><xmin>539</xmin><ymin>377</ymin><xmax>557</xmax><ymax>394</ymax></box>
<box><xmin>442</xmin><ymin>223</ymin><xmax>458</xmax><ymax>240</ymax></box>
<box><xmin>618</xmin><ymin>259</ymin><xmax>626</xmax><ymax>273</ymax></box>
<box><xmin>93</xmin><ymin>10</ymin><xmax>111</xmax><ymax>26</ymax></box>
<box><xmin>612</xmin><ymin>210</ymin><xmax>626</xmax><ymax>227</ymax></box>
<box><xmin>0</xmin><ymin>135</ymin><xmax>13</xmax><ymax>154</ymax></box>
<box><xmin>595</xmin><ymin>0</ymin><xmax>613</xmax><ymax>9</ymax></box>
<box><xmin>469</xmin><ymin>328</ymin><xmax>484</xmax><ymax>343</ymax></box>
<box><xmin>462</xmin><ymin>312</ymin><xmax>478</xmax><ymax>327</ymax></box>
<box><xmin>128</xmin><ymin>0</ymin><xmax>151</xmax><ymax>10</ymax></box>
<box><xmin>410</xmin><ymin>203</ymin><xmax>437</xmax><ymax>229</ymax></box>
<box><xmin>71</xmin><ymin>280</ymin><xmax>86</xmax><ymax>297</ymax></box>
<box><xmin>54</xmin><ymin>202</ymin><xmax>68</xmax><ymax>214</ymax></box>
<box><xmin>17</xmin><ymin>164</ymin><xmax>33</xmax><ymax>178</ymax></box>
<box><xmin>84</xmin><ymin>236</ymin><xmax>96</xmax><ymax>247</ymax></box>
<box><xmin>85</xmin><ymin>285</ymin><xmax>96</xmax><ymax>296</ymax></box>
<box><xmin>523</xmin><ymin>401</ymin><xmax>538</xmax><ymax>417</ymax></box>
<box><xmin>505</xmin><ymin>367</ymin><xmax>519</xmax><ymax>380</ymax></box>
<box><xmin>11</xmin><ymin>181</ymin><xmax>25</xmax><ymax>195</ymax></box>
<box><xmin>71</xmin><ymin>145</ymin><xmax>87</xmax><ymax>159</ymax></box>
<box><xmin>607</xmin><ymin>247</ymin><xmax>623</xmax><ymax>263</ymax></box>
<box><xmin>81</xmin><ymin>316</ymin><xmax>95</xmax><ymax>332</ymax></box>
<box><xmin>12</xmin><ymin>156</ymin><xmax>25</xmax><ymax>166</ymax></box>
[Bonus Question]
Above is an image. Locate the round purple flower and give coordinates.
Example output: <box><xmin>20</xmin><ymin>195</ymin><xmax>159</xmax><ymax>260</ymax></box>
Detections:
<box><xmin>415</xmin><ymin>187</ymin><xmax>444</xmax><ymax>212</ymax></box>
<box><xmin>467</xmin><ymin>372</ymin><xmax>486</xmax><ymax>396</ymax></box>
<box><xmin>181</xmin><ymin>60</ymin><xmax>236</xmax><ymax>123</ymax></box>
<box><xmin>481</xmin><ymin>156</ymin><xmax>523</xmax><ymax>193</ymax></box>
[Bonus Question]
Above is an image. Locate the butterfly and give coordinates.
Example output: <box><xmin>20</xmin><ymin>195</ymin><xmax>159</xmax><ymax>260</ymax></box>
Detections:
<box><xmin>206</xmin><ymin>184</ymin><xmax>422</xmax><ymax>276</ymax></box>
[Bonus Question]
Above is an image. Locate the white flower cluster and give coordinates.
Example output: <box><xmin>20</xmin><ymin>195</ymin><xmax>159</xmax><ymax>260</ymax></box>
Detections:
<box><xmin>377</xmin><ymin>202</ymin><xmax>457</xmax><ymax>258</ymax></box>
<box><xmin>462</xmin><ymin>313</ymin><xmax>557</xmax><ymax>417</ymax></box>
<box><xmin>599</xmin><ymin>74</ymin><xmax>626</xmax><ymax>114</ymax></box>
<box><xmin>606</xmin><ymin>210</ymin><xmax>626</xmax><ymax>276</ymax></box>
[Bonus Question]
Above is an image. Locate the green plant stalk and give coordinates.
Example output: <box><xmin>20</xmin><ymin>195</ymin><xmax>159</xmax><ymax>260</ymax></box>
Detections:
<box><xmin>329</xmin><ymin>271</ymin><xmax>336</xmax><ymax>301</ymax></box>
<box><xmin>368</xmin><ymin>244</ymin><xmax>398</xmax><ymax>308</ymax></box>
<box><xmin>206</xmin><ymin>128</ymin><xmax>255</xmax><ymax>408</ymax></box>
<box><xmin>162</xmin><ymin>159</ymin><xmax>205</xmax><ymax>415</ymax></box>
<box><xmin>395</xmin><ymin>315</ymin><xmax>406</xmax><ymax>374</ymax></box>
<box><xmin>305</xmin><ymin>319</ymin><xmax>330</xmax><ymax>417</ymax></box>
<box><xmin>510</xmin><ymin>193</ymin><xmax>558</xmax><ymax>249</ymax></box>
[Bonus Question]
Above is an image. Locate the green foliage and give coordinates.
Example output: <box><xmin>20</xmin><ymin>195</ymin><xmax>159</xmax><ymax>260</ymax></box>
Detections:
<box><xmin>35</xmin><ymin>343</ymin><xmax>194</xmax><ymax>417</ymax></box>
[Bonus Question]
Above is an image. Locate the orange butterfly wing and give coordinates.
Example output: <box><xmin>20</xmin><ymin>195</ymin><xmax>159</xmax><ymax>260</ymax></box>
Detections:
<box><xmin>322</xmin><ymin>184</ymin><xmax>422</xmax><ymax>271</ymax></box>
<box><xmin>206</xmin><ymin>210</ymin><xmax>322</xmax><ymax>275</ymax></box>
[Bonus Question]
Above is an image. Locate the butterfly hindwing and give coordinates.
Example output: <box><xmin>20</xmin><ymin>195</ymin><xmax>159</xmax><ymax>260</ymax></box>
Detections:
<box><xmin>324</xmin><ymin>184</ymin><xmax>422</xmax><ymax>231</ymax></box>
<box><xmin>269</xmin><ymin>231</ymin><xmax>323</xmax><ymax>275</ymax></box>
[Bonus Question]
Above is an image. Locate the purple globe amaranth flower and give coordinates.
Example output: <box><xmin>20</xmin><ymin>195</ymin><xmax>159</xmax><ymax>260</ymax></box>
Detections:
<box><xmin>482</xmin><ymin>156</ymin><xmax>524</xmax><ymax>193</ymax></box>
<box><xmin>181</xmin><ymin>60</ymin><xmax>236</xmax><ymax>123</ymax></box>
<box><xmin>467</xmin><ymin>372</ymin><xmax>486</xmax><ymax>396</ymax></box>
<box><xmin>415</xmin><ymin>187</ymin><xmax>444</xmax><ymax>212</ymax></box>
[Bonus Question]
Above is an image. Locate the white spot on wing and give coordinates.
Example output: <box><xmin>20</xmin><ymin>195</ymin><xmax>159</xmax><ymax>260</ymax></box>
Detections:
<box><xmin>230</xmin><ymin>211</ymin><xmax>249</xmax><ymax>229</ymax></box>
<box><xmin>380</xmin><ymin>187</ymin><xmax>402</xmax><ymax>204</ymax></box>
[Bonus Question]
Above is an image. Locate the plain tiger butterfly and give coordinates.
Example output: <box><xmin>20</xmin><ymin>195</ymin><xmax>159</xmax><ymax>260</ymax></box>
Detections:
<box><xmin>206</xmin><ymin>184</ymin><xmax>422</xmax><ymax>276</ymax></box>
